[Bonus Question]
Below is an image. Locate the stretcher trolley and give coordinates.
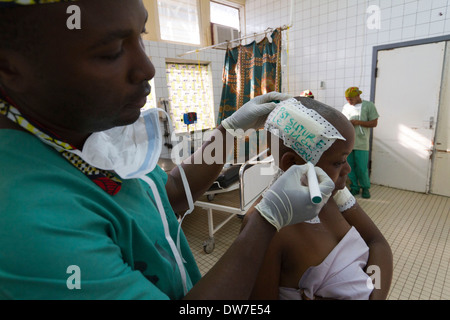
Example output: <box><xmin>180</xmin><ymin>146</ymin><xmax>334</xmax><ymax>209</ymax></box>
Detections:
<box><xmin>194</xmin><ymin>149</ymin><xmax>276</xmax><ymax>253</ymax></box>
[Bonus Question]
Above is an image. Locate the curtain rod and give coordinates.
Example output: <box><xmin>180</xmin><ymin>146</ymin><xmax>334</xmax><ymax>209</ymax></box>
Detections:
<box><xmin>177</xmin><ymin>25</ymin><xmax>291</xmax><ymax>57</ymax></box>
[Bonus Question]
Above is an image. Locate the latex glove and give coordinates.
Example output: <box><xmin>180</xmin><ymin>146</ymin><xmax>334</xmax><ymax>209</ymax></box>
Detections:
<box><xmin>333</xmin><ymin>187</ymin><xmax>356</xmax><ymax>212</ymax></box>
<box><xmin>221</xmin><ymin>91</ymin><xmax>292</xmax><ymax>136</ymax></box>
<box><xmin>255</xmin><ymin>164</ymin><xmax>335</xmax><ymax>231</ymax></box>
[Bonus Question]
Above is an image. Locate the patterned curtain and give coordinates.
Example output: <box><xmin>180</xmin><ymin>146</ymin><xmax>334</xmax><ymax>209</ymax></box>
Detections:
<box><xmin>217</xmin><ymin>28</ymin><xmax>282</xmax><ymax>125</ymax></box>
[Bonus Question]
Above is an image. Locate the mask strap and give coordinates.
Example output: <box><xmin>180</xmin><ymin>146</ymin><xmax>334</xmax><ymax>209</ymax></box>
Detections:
<box><xmin>140</xmin><ymin>175</ymin><xmax>189</xmax><ymax>296</ymax></box>
<box><xmin>175</xmin><ymin>164</ymin><xmax>195</xmax><ymax>262</ymax></box>
<box><xmin>157</xmin><ymin>108</ymin><xmax>195</xmax><ymax>263</ymax></box>
<box><xmin>137</xmin><ymin>109</ymin><xmax>194</xmax><ymax>295</ymax></box>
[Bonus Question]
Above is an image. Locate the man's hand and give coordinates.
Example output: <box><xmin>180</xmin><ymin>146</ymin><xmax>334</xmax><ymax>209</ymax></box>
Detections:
<box><xmin>255</xmin><ymin>164</ymin><xmax>335</xmax><ymax>231</ymax></box>
<box><xmin>221</xmin><ymin>92</ymin><xmax>292</xmax><ymax>135</ymax></box>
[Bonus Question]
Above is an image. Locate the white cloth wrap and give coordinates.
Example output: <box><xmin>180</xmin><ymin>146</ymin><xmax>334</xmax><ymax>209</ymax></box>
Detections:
<box><xmin>265</xmin><ymin>98</ymin><xmax>346</xmax><ymax>165</ymax></box>
<box><xmin>278</xmin><ymin>227</ymin><xmax>373</xmax><ymax>300</ymax></box>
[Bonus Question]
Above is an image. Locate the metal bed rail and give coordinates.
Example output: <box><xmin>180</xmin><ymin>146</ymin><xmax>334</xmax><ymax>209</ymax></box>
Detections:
<box><xmin>194</xmin><ymin>149</ymin><xmax>275</xmax><ymax>253</ymax></box>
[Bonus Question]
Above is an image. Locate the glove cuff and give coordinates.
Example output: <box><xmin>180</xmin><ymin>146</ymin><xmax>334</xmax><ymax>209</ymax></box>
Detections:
<box><xmin>255</xmin><ymin>203</ymin><xmax>282</xmax><ymax>231</ymax></box>
<box><xmin>221</xmin><ymin>120</ymin><xmax>246</xmax><ymax>138</ymax></box>
<box><xmin>221</xmin><ymin>118</ymin><xmax>233</xmax><ymax>131</ymax></box>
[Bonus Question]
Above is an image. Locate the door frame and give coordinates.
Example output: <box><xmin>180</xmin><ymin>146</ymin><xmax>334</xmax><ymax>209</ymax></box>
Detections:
<box><xmin>370</xmin><ymin>34</ymin><xmax>450</xmax><ymax>101</ymax></box>
<box><xmin>369</xmin><ymin>34</ymin><xmax>450</xmax><ymax>191</ymax></box>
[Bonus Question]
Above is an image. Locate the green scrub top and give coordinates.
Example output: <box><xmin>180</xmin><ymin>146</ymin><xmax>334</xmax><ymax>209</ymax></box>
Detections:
<box><xmin>342</xmin><ymin>100</ymin><xmax>379</xmax><ymax>151</ymax></box>
<box><xmin>0</xmin><ymin>130</ymin><xmax>201</xmax><ymax>299</ymax></box>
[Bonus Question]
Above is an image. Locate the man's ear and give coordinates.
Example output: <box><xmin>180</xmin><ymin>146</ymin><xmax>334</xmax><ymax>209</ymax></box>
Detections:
<box><xmin>0</xmin><ymin>51</ymin><xmax>28</xmax><ymax>93</ymax></box>
<box><xmin>280</xmin><ymin>151</ymin><xmax>305</xmax><ymax>171</ymax></box>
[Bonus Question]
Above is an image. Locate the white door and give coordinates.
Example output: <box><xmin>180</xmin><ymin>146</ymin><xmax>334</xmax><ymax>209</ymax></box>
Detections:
<box><xmin>430</xmin><ymin>42</ymin><xmax>450</xmax><ymax>197</ymax></box>
<box><xmin>372</xmin><ymin>42</ymin><xmax>445</xmax><ymax>193</ymax></box>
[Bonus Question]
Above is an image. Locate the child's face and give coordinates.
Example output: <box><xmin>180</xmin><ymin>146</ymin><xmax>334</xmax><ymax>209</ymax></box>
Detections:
<box><xmin>276</xmin><ymin>128</ymin><xmax>354</xmax><ymax>194</ymax></box>
<box><xmin>268</xmin><ymin>102</ymin><xmax>356</xmax><ymax>194</ymax></box>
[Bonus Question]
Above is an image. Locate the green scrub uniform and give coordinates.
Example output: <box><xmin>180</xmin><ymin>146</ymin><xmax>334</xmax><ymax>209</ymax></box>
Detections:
<box><xmin>0</xmin><ymin>130</ymin><xmax>201</xmax><ymax>299</ymax></box>
<box><xmin>342</xmin><ymin>100</ymin><xmax>379</xmax><ymax>193</ymax></box>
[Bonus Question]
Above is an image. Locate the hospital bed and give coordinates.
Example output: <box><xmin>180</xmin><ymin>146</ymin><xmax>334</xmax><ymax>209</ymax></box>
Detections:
<box><xmin>194</xmin><ymin>149</ymin><xmax>276</xmax><ymax>253</ymax></box>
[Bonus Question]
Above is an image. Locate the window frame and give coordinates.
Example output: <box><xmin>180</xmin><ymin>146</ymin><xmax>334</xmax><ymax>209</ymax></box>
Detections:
<box><xmin>210</xmin><ymin>0</ymin><xmax>243</xmax><ymax>31</ymax></box>
<box><xmin>165</xmin><ymin>59</ymin><xmax>216</xmax><ymax>133</ymax></box>
<box><xmin>143</xmin><ymin>0</ymin><xmax>245</xmax><ymax>48</ymax></box>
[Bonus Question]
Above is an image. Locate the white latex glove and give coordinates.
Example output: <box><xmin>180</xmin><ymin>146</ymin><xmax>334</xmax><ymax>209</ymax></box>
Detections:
<box><xmin>333</xmin><ymin>187</ymin><xmax>357</xmax><ymax>212</ymax></box>
<box><xmin>255</xmin><ymin>164</ymin><xmax>335</xmax><ymax>231</ymax></box>
<box><xmin>221</xmin><ymin>91</ymin><xmax>292</xmax><ymax>136</ymax></box>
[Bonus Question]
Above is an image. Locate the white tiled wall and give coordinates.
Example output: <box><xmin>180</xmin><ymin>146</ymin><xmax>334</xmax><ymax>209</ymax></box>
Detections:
<box><xmin>143</xmin><ymin>41</ymin><xmax>226</xmax><ymax>158</ymax></box>
<box><xmin>143</xmin><ymin>40</ymin><xmax>226</xmax><ymax>120</ymax></box>
<box><xmin>245</xmin><ymin>0</ymin><xmax>450</xmax><ymax>110</ymax></box>
<box><xmin>146</xmin><ymin>0</ymin><xmax>450</xmax><ymax>158</ymax></box>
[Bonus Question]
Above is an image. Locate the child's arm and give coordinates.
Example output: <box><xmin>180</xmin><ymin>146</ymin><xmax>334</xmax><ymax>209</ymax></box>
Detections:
<box><xmin>341</xmin><ymin>202</ymin><xmax>393</xmax><ymax>300</ymax></box>
<box><xmin>249</xmin><ymin>233</ymin><xmax>284</xmax><ymax>300</ymax></box>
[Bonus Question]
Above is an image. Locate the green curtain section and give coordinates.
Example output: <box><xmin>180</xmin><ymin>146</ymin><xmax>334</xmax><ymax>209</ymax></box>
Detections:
<box><xmin>217</xmin><ymin>28</ymin><xmax>283</xmax><ymax>125</ymax></box>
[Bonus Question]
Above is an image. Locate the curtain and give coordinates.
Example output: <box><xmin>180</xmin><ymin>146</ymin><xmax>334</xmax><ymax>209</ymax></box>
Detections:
<box><xmin>217</xmin><ymin>28</ymin><xmax>282</xmax><ymax>162</ymax></box>
<box><xmin>217</xmin><ymin>28</ymin><xmax>282</xmax><ymax>125</ymax></box>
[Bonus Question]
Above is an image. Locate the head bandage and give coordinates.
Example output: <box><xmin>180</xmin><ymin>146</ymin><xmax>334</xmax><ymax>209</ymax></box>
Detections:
<box><xmin>265</xmin><ymin>98</ymin><xmax>346</xmax><ymax>165</ymax></box>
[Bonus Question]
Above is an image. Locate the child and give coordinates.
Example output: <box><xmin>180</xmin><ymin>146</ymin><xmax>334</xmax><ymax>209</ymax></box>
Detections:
<box><xmin>249</xmin><ymin>97</ymin><xmax>392</xmax><ymax>300</ymax></box>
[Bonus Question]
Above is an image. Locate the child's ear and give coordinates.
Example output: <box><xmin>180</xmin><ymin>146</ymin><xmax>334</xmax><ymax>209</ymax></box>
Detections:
<box><xmin>280</xmin><ymin>151</ymin><xmax>305</xmax><ymax>171</ymax></box>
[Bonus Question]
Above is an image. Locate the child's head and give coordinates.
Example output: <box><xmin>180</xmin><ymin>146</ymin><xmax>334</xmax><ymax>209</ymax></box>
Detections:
<box><xmin>266</xmin><ymin>97</ymin><xmax>355</xmax><ymax>193</ymax></box>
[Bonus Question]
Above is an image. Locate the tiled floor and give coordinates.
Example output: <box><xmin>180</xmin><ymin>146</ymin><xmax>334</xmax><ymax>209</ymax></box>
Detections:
<box><xmin>182</xmin><ymin>184</ymin><xmax>450</xmax><ymax>300</ymax></box>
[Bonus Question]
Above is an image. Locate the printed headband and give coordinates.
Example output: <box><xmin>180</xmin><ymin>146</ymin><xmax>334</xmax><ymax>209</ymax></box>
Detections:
<box><xmin>265</xmin><ymin>98</ymin><xmax>346</xmax><ymax>165</ymax></box>
<box><xmin>0</xmin><ymin>0</ymin><xmax>77</xmax><ymax>8</ymax></box>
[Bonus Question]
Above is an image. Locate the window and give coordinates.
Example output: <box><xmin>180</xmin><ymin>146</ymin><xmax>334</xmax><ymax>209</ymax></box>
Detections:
<box><xmin>144</xmin><ymin>0</ymin><xmax>244</xmax><ymax>46</ymax></box>
<box><xmin>166</xmin><ymin>62</ymin><xmax>215</xmax><ymax>133</ymax></box>
<box><xmin>157</xmin><ymin>0</ymin><xmax>201</xmax><ymax>45</ymax></box>
<box><xmin>141</xmin><ymin>78</ymin><xmax>157</xmax><ymax>111</ymax></box>
<box><xmin>210</xmin><ymin>1</ymin><xmax>240</xmax><ymax>30</ymax></box>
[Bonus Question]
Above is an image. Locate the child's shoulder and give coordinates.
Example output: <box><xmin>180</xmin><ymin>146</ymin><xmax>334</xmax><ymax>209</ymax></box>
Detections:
<box><xmin>279</xmin><ymin>200</ymin><xmax>351</xmax><ymax>241</ymax></box>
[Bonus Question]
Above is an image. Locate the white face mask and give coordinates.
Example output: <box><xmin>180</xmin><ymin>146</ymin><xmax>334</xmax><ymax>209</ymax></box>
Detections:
<box><xmin>70</xmin><ymin>108</ymin><xmax>163</xmax><ymax>179</ymax></box>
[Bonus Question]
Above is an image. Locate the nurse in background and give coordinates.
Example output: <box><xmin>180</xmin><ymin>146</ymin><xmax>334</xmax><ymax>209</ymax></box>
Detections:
<box><xmin>341</xmin><ymin>87</ymin><xmax>379</xmax><ymax>199</ymax></box>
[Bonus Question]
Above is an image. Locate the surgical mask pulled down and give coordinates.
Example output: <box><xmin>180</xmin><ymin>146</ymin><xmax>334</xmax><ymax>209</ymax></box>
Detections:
<box><xmin>69</xmin><ymin>108</ymin><xmax>194</xmax><ymax>295</ymax></box>
<box><xmin>70</xmin><ymin>108</ymin><xmax>165</xmax><ymax>179</ymax></box>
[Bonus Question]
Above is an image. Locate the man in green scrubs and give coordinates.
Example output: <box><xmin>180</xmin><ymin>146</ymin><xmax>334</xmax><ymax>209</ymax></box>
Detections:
<box><xmin>342</xmin><ymin>87</ymin><xmax>379</xmax><ymax>199</ymax></box>
<box><xmin>0</xmin><ymin>0</ymin><xmax>332</xmax><ymax>299</ymax></box>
